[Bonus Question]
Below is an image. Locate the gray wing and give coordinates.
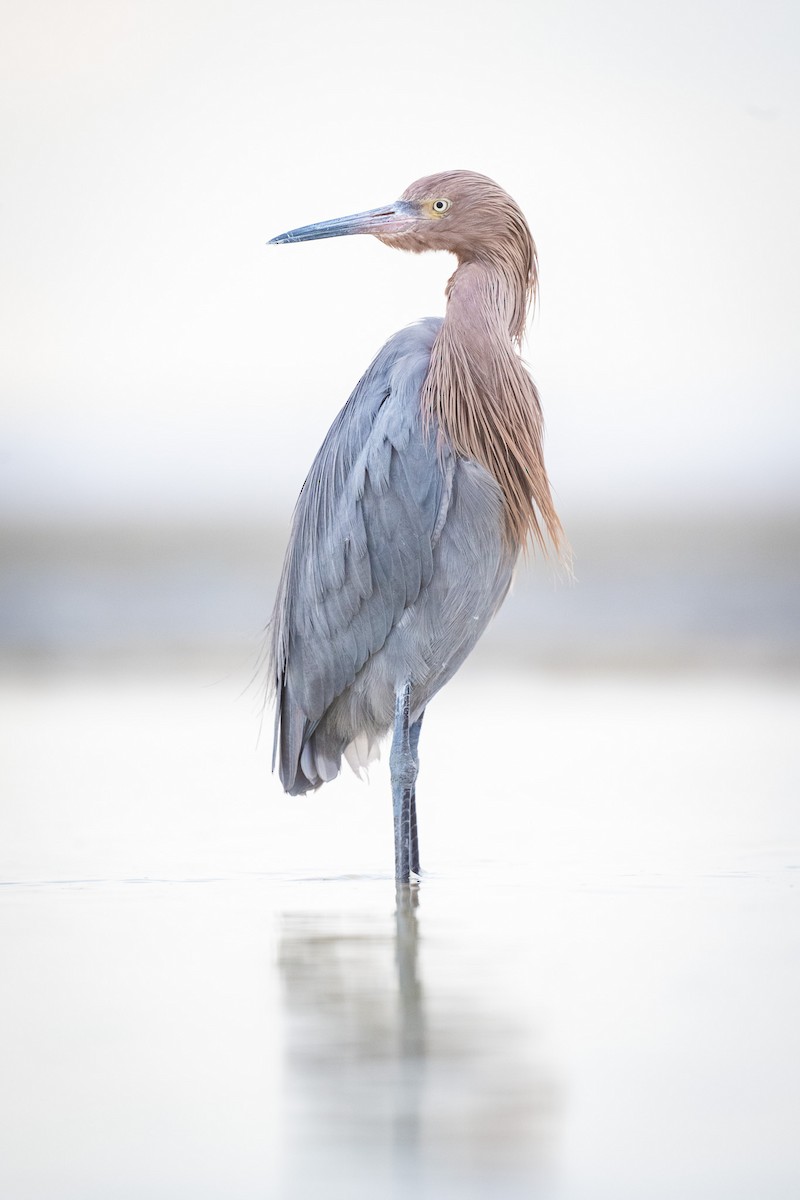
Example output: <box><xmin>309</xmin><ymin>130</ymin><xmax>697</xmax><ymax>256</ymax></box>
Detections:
<box><xmin>268</xmin><ymin>317</ymin><xmax>451</xmax><ymax>793</ymax></box>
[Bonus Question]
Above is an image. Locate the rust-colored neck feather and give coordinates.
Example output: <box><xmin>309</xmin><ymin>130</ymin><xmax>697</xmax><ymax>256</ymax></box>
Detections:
<box><xmin>422</xmin><ymin>249</ymin><xmax>564</xmax><ymax>557</ymax></box>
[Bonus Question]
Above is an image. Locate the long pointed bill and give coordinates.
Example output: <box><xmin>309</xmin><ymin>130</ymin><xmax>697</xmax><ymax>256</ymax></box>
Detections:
<box><xmin>268</xmin><ymin>200</ymin><xmax>417</xmax><ymax>244</ymax></box>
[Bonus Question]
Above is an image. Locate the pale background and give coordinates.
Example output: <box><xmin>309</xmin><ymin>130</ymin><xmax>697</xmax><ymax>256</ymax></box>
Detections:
<box><xmin>1</xmin><ymin>0</ymin><xmax>798</xmax><ymax>524</ymax></box>
<box><xmin>1</xmin><ymin>4</ymin><xmax>799</xmax><ymax>1199</ymax></box>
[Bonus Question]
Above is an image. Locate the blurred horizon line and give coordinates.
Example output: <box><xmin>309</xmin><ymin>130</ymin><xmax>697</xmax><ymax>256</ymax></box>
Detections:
<box><xmin>2</xmin><ymin>510</ymin><xmax>798</xmax><ymax>677</ymax></box>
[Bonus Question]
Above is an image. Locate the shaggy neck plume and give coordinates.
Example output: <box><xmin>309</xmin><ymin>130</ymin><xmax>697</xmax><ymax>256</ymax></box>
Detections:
<box><xmin>422</xmin><ymin>254</ymin><xmax>564</xmax><ymax>556</ymax></box>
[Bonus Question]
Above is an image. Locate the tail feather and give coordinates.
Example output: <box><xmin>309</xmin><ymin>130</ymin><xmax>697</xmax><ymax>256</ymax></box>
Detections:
<box><xmin>343</xmin><ymin>732</ymin><xmax>380</xmax><ymax>780</ymax></box>
<box><xmin>278</xmin><ymin>686</ymin><xmax>347</xmax><ymax>795</ymax></box>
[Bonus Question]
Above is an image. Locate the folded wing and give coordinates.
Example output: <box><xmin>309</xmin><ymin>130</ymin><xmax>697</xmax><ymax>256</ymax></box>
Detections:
<box><xmin>268</xmin><ymin>318</ymin><xmax>451</xmax><ymax>793</ymax></box>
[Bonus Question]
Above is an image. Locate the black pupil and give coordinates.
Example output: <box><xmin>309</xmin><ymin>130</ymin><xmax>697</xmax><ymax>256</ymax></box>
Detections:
<box><xmin>435</xmin><ymin>201</ymin><xmax>444</xmax><ymax>210</ymax></box>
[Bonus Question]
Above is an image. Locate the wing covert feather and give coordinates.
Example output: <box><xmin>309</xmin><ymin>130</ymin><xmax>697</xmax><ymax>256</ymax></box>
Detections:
<box><xmin>269</xmin><ymin>320</ymin><xmax>450</xmax><ymax>749</ymax></box>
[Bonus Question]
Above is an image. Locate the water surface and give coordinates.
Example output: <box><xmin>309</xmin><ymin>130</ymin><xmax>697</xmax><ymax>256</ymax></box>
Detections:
<box><xmin>1</xmin><ymin>670</ymin><xmax>798</xmax><ymax>1198</ymax></box>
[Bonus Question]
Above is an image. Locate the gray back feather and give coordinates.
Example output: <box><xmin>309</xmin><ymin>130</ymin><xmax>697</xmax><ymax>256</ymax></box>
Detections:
<box><xmin>269</xmin><ymin>318</ymin><xmax>449</xmax><ymax>790</ymax></box>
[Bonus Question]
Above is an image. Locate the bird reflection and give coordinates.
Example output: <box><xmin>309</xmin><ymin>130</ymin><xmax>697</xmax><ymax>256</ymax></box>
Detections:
<box><xmin>277</xmin><ymin>885</ymin><xmax>557</xmax><ymax>1199</ymax></box>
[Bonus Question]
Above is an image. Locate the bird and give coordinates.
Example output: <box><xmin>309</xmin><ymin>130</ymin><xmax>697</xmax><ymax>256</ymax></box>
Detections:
<box><xmin>266</xmin><ymin>170</ymin><xmax>565</xmax><ymax>881</ymax></box>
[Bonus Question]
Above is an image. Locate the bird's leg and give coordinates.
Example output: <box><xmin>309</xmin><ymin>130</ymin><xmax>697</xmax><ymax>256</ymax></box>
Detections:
<box><xmin>390</xmin><ymin>683</ymin><xmax>418</xmax><ymax>881</ymax></box>
<box><xmin>408</xmin><ymin>709</ymin><xmax>425</xmax><ymax>876</ymax></box>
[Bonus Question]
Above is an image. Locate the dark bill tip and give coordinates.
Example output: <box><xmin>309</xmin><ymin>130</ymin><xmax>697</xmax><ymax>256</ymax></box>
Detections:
<box><xmin>268</xmin><ymin>200</ymin><xmax>417</xmax><ymax>245</ymax></box>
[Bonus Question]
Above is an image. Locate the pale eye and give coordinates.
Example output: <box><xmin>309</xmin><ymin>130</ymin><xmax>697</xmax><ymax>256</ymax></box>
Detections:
<box><xmin>431</xmin><ymin>198</ymin><xmax>451</xmax><ymax>214</ymax></box>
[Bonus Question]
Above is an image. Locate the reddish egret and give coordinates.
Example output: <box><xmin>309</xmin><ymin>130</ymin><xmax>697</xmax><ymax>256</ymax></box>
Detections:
<box><xmin>267</xmin><ymin>170</ymin><xmax>564</xmax><ymax>880</ymax></box>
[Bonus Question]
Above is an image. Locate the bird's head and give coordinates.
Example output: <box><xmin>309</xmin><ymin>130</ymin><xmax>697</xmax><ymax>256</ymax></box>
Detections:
<box><xmin>269</xmin><ymin>169</ymin><xmax>535</xmax><ymax>277</ymax></box>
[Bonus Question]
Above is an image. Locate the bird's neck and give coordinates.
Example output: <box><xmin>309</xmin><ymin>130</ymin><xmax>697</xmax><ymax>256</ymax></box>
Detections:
<box><xmin>444</xmin><ymin>259</ymin><xmax>524</xmax><ymax>347</ymax></box>
<box><xmin>422</xmin><ymin>259</ymin><xmax>564</xmax><ymax>556</ymax></box>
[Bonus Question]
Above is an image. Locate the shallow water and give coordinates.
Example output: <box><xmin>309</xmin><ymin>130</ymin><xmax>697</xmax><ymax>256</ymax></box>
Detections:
<box><xmin>1</xmin><ymin>670</ymin><xmax>799</xmax><ymax>1198</ymax></box>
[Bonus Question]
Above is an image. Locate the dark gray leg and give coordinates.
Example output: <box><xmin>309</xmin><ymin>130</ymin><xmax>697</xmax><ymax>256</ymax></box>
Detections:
<box><xmin>390</xmin><ymin>683</ymin><xmax>418</xmax><ymax>881</ymax></box>
<box><xmin>408</xmin><ymin>710</ymin><xmax>425</xmax><ymax>876</ymax></box>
